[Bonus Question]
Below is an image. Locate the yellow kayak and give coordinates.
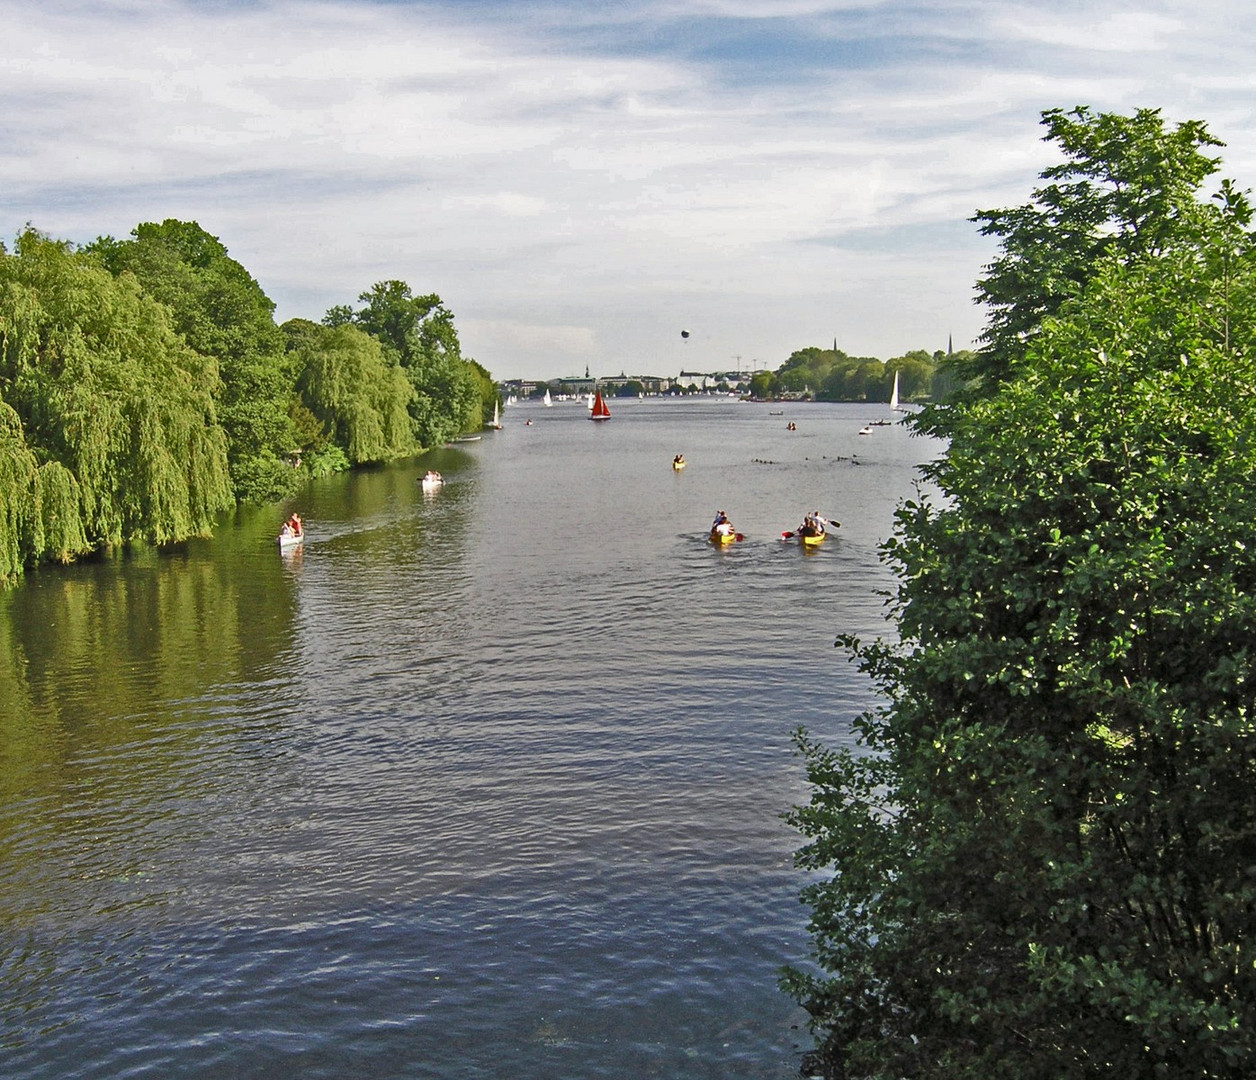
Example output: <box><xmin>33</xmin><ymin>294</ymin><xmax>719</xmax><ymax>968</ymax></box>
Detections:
<box><xmin>709</xmin><ymin>527</ymin><xmax>739</xmax><ymax>545</ymax></box>
<box><xmin>784</xmin><ymin>518</ymin><xmax>838</xmax><ymax>546</ymax></box>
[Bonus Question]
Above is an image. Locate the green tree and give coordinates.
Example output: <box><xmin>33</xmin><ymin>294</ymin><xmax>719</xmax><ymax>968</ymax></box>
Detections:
<box><xmin>787</xmin><ymin>114</ymin><xmax>1256</xmax><ymax>1079</ymax></box>
<box><xmin>0</xmin><ymin>399</ymin><xmax>40</xmax><ymax>581</ymax></box>
<box><xmin>887</xmin><ymin>349</ymin><xmax>934</xmax><ymax>402</ymax></box>
<box><xmin>929</xmin><ymin>348</ymin><xmax>975</xmax><ymax>402</ymax></box>
<box><xmin>90</xmin><ymin>220</ymin><xmax>299</xmax><ymax>502</ymax></box>
<box><xmin>0</xmin><ymin>229</ymin><xmax>233</xmax><ymax>579</ymax></box>
<box><xmin>328</xmin><ymin>281</ymin><xmax>482</xmax><ymax>448</ymax></box>
<box><xmin>965</xmin><ymin>106</ymin><xmax>1223</xmax><ymax>395</ymax></box>
<box><xmin>748</xmin><ymin>369</ymin><xmax>778</xmax><ymax>399</ymax></box>
<box><xmin>776</xmin><ymin>345</ymin><xmax>941</xmax><ymax>403</ymax></box>
<box><xmin>466</xmin><ymin>358</ymin><xmax>499</xmax><ymax>427</ymax></box>
<box><xmin>283</xmin><ymin>319</ymin><xmax>414</xmax><ymax>465</ymax></box>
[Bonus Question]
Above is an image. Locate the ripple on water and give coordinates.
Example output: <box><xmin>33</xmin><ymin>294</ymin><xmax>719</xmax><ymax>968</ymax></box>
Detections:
<box><xmin>0</xmin><ymin>403</ymin><xmax>939</xmax><ymax>1079</ymax></box>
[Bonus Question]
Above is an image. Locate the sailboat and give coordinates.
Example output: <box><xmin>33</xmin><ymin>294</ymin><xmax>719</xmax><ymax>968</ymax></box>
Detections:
<box><xmin>890</xmin><ymin>370</ymin><xmax>902</xmax><ymax>411</ymax></box>
<box><xmin>543</xmin><ymin>389</ymin><xmax>552</xmax><ymax>407</ymax></box>
<box><xmin>589</xmin><ymin>389</ymin><xmax>611</xmax><ymax>421</ymax></box>
<box><xmin>488</xmin><ymin>400</ymin><xmax>502</xmax><ymax>430</ymax></box>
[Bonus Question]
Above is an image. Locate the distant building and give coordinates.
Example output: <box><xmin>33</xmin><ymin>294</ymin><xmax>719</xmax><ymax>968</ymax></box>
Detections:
<box><xmin>500</xmin><ymin>379</ymin><xmax>539</xmax><ymax>398</ymax></box>
<box><xmin>502</xmin><ymin>366</ymin><xmax>770</xmax><ymax>397</ymax></box>
<box><xmin>554</xmin><ymin>376</ymin><xmax>596</xmax><ymax>397</ymax></box>
<box><xmin>676</xmin><ymin>369</ymin><xmax>760</xmax><ymax>392</ymax></box>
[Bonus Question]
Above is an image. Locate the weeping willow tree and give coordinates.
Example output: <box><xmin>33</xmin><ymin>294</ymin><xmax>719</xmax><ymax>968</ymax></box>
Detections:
<box><xmin>327</xmin><ymin>281</ymin><xmax>483</xmax><ymax>448</ymax></box>
<box><xmin>0</xmin><ymin>400</ymin><xmax>38</xmax><ymax>582</ymax></box>
<box><xmin>0</xmin><ymin>229</ymin><xmax>233</xmax><ymax>580</ymax></box>
<box><xmin>89</xmin><ymin>220</ymin><xmax>298</xmax><ymax>503</ymax></box>
<box><xmin>282</xmin><ymin>319</ymin><xmax>414</xmax><ymax>466</ymax></box>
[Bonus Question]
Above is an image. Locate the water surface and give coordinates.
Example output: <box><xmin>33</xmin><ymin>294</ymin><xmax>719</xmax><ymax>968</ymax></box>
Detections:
<box><xmin>0</xmin><ymin>399</ymin><xmax>940</xmax><ymax>1079</ymax></box>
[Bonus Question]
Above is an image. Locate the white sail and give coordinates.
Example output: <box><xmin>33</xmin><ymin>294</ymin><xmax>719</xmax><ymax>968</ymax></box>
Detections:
<box><xmin>543</xmin><ymin>389</ymin><xmax>552</xmax><ymax>407</ymax></box>
<box><xmin>890</xmin><ymin>370</ymin><xmax>901</xmax><ymax>411</ymax></box>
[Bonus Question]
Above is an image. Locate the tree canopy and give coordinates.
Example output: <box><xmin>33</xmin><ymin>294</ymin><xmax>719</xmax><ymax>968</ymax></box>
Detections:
<box><xmin>787</xmin><ymin>106</ymin><xmax>1256</xmax><ymax>1079</ymax></box>
<box><xmin>751</xmin><ymin>344</ymin><xmax>964</xmax><ymax>403</ymax></box>
<box><xmin>325</xmin><ymin>280</ymin><xmax>484</xmax><ymax>448</ymax></box>
<box><xmin>0</xmin><ymin>229</ymin><xmax>233</xmax><ymax>581</ymax></box>
<box><xmin>960</xmin><ymin>106</ymin><xmax>1225</xmax><ymax>395</ymax></box>
<box><xmin>89</xmin><ymin>220</ymin><xmax>299</xmax><ymax>503</ymax></box>
<box><xmin>282</xmin><ymin>319</ymin><xmax>414</xmax><ymax>467</ymax></box>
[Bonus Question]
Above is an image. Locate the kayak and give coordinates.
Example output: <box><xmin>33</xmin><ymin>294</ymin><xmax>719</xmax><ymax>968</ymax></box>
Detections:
<box><xmin>278</xmin><ymin>531</ymin><xmax>304</xmax><ymax>550</ymax></box>
<box><xmin>709</xmin><ymin>527</ymin><xmax>738</xmax><ymax>545</ymax></box>
<box><xmin>783</xmin><ymin>518</ymin><xmax>838</xmax><ymax>545</ymax></box>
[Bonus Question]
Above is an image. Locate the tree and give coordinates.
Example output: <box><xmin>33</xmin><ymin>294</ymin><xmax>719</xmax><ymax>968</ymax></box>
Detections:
<box><xmin>886</xmin><ymin>349</ymin><xmax>934</xmax><ymax>402</ymax></box>
<box><xmin>283</xmin><ymin>319</ymin><xmax>414</xmax><ymax>465</ymax></box>
<box><xmin>786</xmin><ymin>112</ymin><xmax>1256</xmax><ymax>1079</ymax></box>
<box><xmin>963</xmin><ymin>106</ymin><xmax>1224</xmax><ymax>395</ymax></box>
<box><xmin>748</xmin><ymin>369</ymin><xmax>778</xmax><ymax>399</ymax></box>
<box><xmin>465</xmin><ymin>358</ymin><xmax>500</xmax><ymax>427</ymax></box>
<box><xmin>0</xmin><ymin>229</ymin><xmax>233</xmax><ymax>579</ymax></box>
<box><xmin>327</xmin><ymin>281</ymin><xmax>483</xmax><ymax>448</ymax></box>
<box><xmin>89</xmin><ymin>220</ymin><xmax>299</xmax><ymax>502</ymax></box>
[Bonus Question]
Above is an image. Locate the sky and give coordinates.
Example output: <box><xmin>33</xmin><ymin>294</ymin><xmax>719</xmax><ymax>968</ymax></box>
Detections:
<box><xmin>4</xmin><ymin>1</ymin><xmax>1256</xmax><ymax>381</ymax></box>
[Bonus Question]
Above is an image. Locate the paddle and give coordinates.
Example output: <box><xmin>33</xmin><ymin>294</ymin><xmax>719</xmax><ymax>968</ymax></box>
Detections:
<box><xmin>782</xmin><ymin>518</ymin><xmax>841</xmax><ymax>540</ymax></box>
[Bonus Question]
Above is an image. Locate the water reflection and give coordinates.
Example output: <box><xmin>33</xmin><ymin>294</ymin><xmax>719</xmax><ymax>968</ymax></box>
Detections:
<box><xmin>0</xmin><ymin>551</ymin><xmax>298</xmax><ymax>801</ymax></box>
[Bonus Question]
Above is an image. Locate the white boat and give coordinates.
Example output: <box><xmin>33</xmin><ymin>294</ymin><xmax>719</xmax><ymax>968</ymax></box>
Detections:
<box><xmin>890</xmin><ymin>370</ymin><xmax>902</xmax><ymax>411</ymax></box>
<box><xmin>543</xmin><ymin>389</ymin><xmax>552</xmax><ymax>407</ymax></box>
<box><xmin>420</xmin><ymin>470</ymin><xmax>444</xmax><ymax>492</ymax></box>
<box><xmin>278</xmin><ymin>514</ymin><xmax>305</xmax><ymax>549</ymax></box>
<box><xmin>488</xmin><ymin>401</ymin><xmax>502</xmax><ymax>429</ymax></box>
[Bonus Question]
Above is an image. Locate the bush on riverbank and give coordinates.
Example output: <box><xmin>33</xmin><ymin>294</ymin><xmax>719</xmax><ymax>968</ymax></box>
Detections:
<box><xmin>787</xmin><ymin>106</ymin><xmax>1256</xmax><ymax>1078</ymax></box>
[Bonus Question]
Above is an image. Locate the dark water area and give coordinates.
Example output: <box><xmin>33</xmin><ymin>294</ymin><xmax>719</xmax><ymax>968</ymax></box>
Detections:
<box><xmin>0</xmin><ymin>398</ymin><xmax>941</xmax><ymax>1079</ymax></box>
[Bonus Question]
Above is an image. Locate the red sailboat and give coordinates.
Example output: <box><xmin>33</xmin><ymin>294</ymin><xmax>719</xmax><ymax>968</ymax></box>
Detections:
<box><xmin>589</xmin><ymin>389</ymin><xmax>611</xmax><ymax>420</ymax></box>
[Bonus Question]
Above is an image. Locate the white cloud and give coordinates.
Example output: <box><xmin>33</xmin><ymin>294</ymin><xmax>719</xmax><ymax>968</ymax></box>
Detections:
<box><xmin>3</xmin><ymin>0</ymin><xmax>1255</xmax><ymax>378</ymax></box>
<box><xmin>992</xmin><ymin>8</ymin><xmax>1182</xmax><ymax>53</ymax></box>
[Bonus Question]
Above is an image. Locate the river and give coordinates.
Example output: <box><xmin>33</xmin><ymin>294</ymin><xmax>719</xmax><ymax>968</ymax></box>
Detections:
<box><xmin>0</xmin><ymin>398</ymin><xmax>940</xmax><ymax>1079</ymax></box>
